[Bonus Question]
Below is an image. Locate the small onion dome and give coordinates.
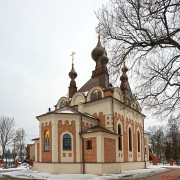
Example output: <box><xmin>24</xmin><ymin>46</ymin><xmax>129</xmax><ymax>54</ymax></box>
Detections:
<box><xmin>120</xmin><ymin>66</ymin><xmax>128</xmax><ymax>81</ymax></box>
<box><xmin>69</xmin><ymin>64</ymin><xmax>77</xmax><ymax>79</ymax></box>
<box><xmin>100</xmin><ymin>52</ymin><xmax>109</xmax><ymax>66</ymax></box>
<box><xmin>91</xmin><ymin>36</ymin><xmax>104</xmax><ymax>61</ymax></box>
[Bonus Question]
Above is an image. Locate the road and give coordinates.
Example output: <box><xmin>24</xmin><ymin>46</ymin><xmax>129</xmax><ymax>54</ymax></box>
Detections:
<box><xmin>139</xmin><ymin>168</ymin><xmax>180</xmax><ymax>180</ymax></box>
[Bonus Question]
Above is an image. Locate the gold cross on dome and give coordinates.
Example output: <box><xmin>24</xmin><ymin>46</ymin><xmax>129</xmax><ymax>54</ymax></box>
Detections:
<box><xmin>103</xmin><ymin>34</ymin><xmax>107</xmax><ymax>48</ymax></box>
<box><xmin>70</xmin><ymin>51</ymin><xmax>76</xmax><ymax>64</ymax></box>
<box><xmin>96</xmin><ymin>23</ymin><xmax>101</xmax><ymax>36</ymax></box>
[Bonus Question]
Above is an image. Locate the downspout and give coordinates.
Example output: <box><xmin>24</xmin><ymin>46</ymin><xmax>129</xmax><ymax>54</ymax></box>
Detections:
<box><xmin>111</xmin><ymin>97</ymin><xmax>115</xmax><ymax>132</ymax></box>
<box><xmin>143</xmin><ymin>117</ymin><xmax>146</xmax><ymax>168</ymax></box>
<box><xmin>80</xmin><ymin>114</ymin><xmax>85</xmax><ymax>174</ymax></box>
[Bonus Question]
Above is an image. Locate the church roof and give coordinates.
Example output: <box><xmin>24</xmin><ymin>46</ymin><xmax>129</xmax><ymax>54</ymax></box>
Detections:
<box><xmin>37</xmin><ymin>106</ymin><xmax>99</xmax><ymax>121</ymax></box>
<box><xmin>56</xmin><ymin>107</ymin><xmax>79</xmax><ymax>114</ymax></box>
<box><xmin>81</xmin><ymin>126</ymin><xmax>117</xmax><ymax>135</ymax></box>
<box><xmin>78</xmin><ymin>77</ymin><xmax>99</xmax><ymax>92</ymax></box>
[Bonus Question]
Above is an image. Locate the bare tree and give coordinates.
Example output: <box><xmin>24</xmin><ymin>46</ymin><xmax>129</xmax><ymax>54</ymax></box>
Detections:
<box><xmin>148</xmin><ymin>125</ymin><xmax>165</xmax><ymax>160</ymax></box>
<box><xmin>166</xmin><ymin>116</ymin><xmax>180</xmax><ymax>161</ymax></box>
<box><xmin>0</xmin><ymin>116</ymin><xmax>15</xmax><ymax>159</ymax></box>
<box><xmin>97</xmin><ymin>0</ymin><xmax>180</xmax><ymax>120</ymax></box>
<box><xmin>15</xmin><ymin>128</ymin><xmax>26</xmax><ymax>163</ymax></box>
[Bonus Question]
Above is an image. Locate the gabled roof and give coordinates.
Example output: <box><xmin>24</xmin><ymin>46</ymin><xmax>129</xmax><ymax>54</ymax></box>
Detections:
<box><xmin>36</xmin><ymin>106</ymin><xmax>99</xmax><ymax>121</ymax></box>
<box><xmin>80</xmin><ymin>126</ymin><xmax>117</xmax><ymax>135</ymax></box>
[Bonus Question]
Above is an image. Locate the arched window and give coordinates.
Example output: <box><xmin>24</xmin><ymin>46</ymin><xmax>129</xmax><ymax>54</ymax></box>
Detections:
<box><xmin>129</xmin><ymin>127</ymin><xmax>132</xmax><ymax>151</ymax></box>
<box><xmin>44</xmin><ymin>130</ymin><xmax>50</xmax><ymax>151</ymax></box>
<box><xmin>60</xmin><ymin>100</ymin><xmax>68</xmax><ymax>109</ymax></box>
<box><xmin>63</xmin><ymin>134</ymin><xmax>71</xmax><ymax>150</ymax></box>
<box><xmin>118</xmin><ymin>124</ymin><xmax>122</xmax><ymax>150</ymax></box>
<box><xmin>137</xmin><ymin>131</ymin><xmax>140</xmax><ymax>152</ymax></box>
<box><xmin>90</xmin><ymin>89</ymin><xmax>102</xmax><ymax>101</ymax></box>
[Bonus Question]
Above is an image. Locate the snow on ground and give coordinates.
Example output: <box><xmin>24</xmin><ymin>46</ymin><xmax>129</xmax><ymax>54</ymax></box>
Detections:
<box><xmin>0</xmin><ymin>165</ymin><xmax>179</xmax><ymax>180</ymax></box>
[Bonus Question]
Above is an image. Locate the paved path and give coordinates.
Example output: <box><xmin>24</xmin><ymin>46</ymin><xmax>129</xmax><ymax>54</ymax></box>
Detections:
<box><xmin>139</xmin><ymin>168</ymin><xmax>180</xmax><ymax>180</ymax></box>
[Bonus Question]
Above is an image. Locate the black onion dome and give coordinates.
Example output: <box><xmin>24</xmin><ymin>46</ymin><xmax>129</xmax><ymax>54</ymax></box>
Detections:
<box><xmin>120</xmin><ymin>65</ymin><xmax>128</xmax><ymax>81</ymax></box>
<box><xmin>69</xmin><ymin>64</ymin><xmax>77</xmax><ymax>79</ymax></box>
<box><xmin>91</xmin><ymin>36</ymin><xmax>104</xmax><ymax>62</ymax></box>
<box><xmin>100</xmin><ymin>51</ymin><xmax>109</xmax><ymax>66</ymax></box>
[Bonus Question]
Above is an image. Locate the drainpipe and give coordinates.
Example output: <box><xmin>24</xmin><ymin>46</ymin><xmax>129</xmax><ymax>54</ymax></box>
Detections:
<box><xmin>80</xmin><ymin>114</ymin><xmax>85</xmax><ymax>174</ymax></box>
<box><xmin>143</xmin><ymin>117</ymin><xmax>146</xmax><ymax>168</ymax></box>
<box><xmin>111</xmin><ymin>97</ymin><xmax>115</xmax><ymax>132</ymax></box>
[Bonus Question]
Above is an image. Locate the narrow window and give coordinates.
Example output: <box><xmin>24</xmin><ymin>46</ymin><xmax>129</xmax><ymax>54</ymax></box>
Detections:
<box><xmin>63</xmin><ymin>134</ymin><xmax>71</xmax><ymax>150</ymax></box>
<box><xmin>137</xmin><ymin>131</ymin><xmax>140</xmax><ymax>152</ymax></box>
<box><xmin>87</xmin><ymin>140</ymin><xmax>92</xmax><ymax>149</ymax></box>
<box><xmin>129</xmin><ymin>128</ymin><xmax>132</xmax><ymax>151</ymax></box>
<box><xmin>44</xmin><ymin>130</ymin><xmax>50</xmax><ymax>151</ymax></box>
<box><xmin>118</xmin><ymin>124</ymin><xmax>122</xmax><ymax>150</ymax></box>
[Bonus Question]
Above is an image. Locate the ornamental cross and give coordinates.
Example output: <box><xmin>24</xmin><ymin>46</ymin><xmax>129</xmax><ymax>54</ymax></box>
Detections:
<box><xmin>103</xmin><ymin>34</ymin><xmax>107</xmax><ymax>48</ymax></box>
<box><xmin>70</xmin><ymin>51</ymin><xmax>76</xmax><ymax>64</ymax></box>
<box><xmin>96</xmin><ymin>23</ymin><xmax>101</xmax><ymax>36</ymax></box>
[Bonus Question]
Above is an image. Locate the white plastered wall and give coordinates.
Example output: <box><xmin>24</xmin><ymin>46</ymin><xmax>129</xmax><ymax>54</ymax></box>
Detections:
<box><xmin>84</xmin><ymin>98</ymin><xmax>112</xmax><ymax>116</ymax></box>
<box><xmin>33</xmin><ymin>161</ymin><xmax>146</xmax><ymax>175</ymax></box>
<box><xmin>71</xmin><ymin>92</ymin><xmax>86</xmax><ymax>106</ymax></box>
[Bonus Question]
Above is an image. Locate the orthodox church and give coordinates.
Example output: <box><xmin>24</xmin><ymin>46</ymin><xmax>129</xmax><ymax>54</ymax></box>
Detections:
<box><xmin>33</xmin><ymin>32</ymin><xmax>149</xmax><ymax>175</ymax></box>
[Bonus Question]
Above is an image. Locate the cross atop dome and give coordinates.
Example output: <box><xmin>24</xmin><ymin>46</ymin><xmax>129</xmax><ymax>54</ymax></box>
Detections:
<box><xmin>70</xmin><ymin>51</ymin><xmax>76</xmax><ymax>65</ymax></box>
<box><xmin>68</xmin><ymin>51</ymin><xmax>77</xmax><ymax>98</ymax></box>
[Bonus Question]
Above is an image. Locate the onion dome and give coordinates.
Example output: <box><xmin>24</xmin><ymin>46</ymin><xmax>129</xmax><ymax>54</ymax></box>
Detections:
<box><xmin>100</xmin><ymin>51</ymin><xmax>109</xmax><ymax>66</ymax></box>
<box><xmin>91</xmin><ymin>35</ymin><xmax>104</xmax><ymax>62</ymax></box>
<box><xmin>120</xmin><ymin>63</ymin><xmax>132</xmax><ymax>96</ymax></box>
<box><xmin>69</xmin><ymin>63</ymin><xmax>77</xmax><ymax>80</ymax></box>
<box><xmin>120</xmin><ymin>65</ymin><xmax>128</xmax><ymax>81</ymax></box>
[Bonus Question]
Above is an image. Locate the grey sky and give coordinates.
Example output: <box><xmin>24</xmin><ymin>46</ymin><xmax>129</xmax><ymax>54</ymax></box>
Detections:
<box><xmin>0</xmin><ymin>0</ymin><xmax>156</xmax><ymax>145</ymax></box>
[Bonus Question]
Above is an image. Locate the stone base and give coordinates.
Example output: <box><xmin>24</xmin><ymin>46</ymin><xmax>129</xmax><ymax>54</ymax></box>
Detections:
<box><xmin>33</xmin><ymin>161</ymin><xmax>149</xmax><ymax>175</ymax></box>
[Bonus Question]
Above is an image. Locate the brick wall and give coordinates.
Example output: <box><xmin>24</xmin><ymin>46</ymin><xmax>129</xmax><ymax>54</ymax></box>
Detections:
<box><xmin>58</xmin><ymin>120</ymin><xmax>76</xmax><ymax>162</ymax></box>
<box><xmin>114</xmin><ymin>112</ymin><xmax>144</xmax><ymax>162</ymax></box>
<box><xmin>41</xmin><ymin>122</ymin><xmax>52</xmax><ymax>162</ymax></box>
<box><xmin>82</xmin><ymin>122</ymin><xmax>93</xmax><ymax>131</ymax></box>
<box><xmin>83</xmin><ymin>137</ymin><xmax>97</xmax><ymax>162</ymax></box>
<box><xmin>104</xmin><ymin>137</ymin><xmax>116</xmax><ymax>162</ymax></box>
<box><xmin>104</xmin><ymin>90</ymin><xmax>113</xmax><ymax>97</ymax></box>
<box><xmin>93</xmin><ymin>112</ymin><xmax>105</xmax><ymax>128</ymax></box>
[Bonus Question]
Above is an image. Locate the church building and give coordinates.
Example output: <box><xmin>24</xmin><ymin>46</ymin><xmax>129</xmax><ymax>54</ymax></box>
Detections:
<box><xmin>33</xmin><ymin>32</ymin><xmax>149</xmax><ymax>175</ymax></box>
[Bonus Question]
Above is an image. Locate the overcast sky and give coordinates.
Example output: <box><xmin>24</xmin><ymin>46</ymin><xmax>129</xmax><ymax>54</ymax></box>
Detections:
<box><xmin>0</xmin><ymin>0</ymin><xmax>156</xmax><ymax>145</ymax></box>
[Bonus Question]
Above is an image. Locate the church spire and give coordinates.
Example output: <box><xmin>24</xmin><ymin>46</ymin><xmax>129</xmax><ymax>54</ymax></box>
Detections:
<box><xmin>78</xmin><ymin>24</ymin><xmax>110</xmax><ymax>92</ymax></box>
<box><xmin>91</xmin><ymin>23</ymin><xmax>109</xmax><ymax>87</ymax></box>
<box><xmin>68</xmin><ymin>52</ymin><xmax>77</xmax><ymax>98</ymax></box>
<box><xmin>120</xmin><ymin>62</ymin><xmax>132</xmax><ymax>96</ymax></box>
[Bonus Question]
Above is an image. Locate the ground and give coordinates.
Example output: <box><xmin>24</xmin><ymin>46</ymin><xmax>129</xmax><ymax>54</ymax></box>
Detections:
<box><xmin>0</xmin><ymin>164</ymin><xmax>180</xmax><ymax>180</ymax></box>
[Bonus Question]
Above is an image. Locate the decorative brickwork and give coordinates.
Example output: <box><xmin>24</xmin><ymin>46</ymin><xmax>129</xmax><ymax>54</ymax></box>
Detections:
<box><xmin>83</xmin><ymin>137</ymin><xmax>97</xmax><ymax>162</ymax></box>
<box><xmin>82</xmin><ymin>122</ymin><xmax>93</xmax><ymax>131</ymax></box>
<box><xmin>41</xmin><ymin>122</ymin><xmax>52</xmax><ymax>162</ymax></box>
<box><xmin>58</xmin><ymin>120</ymin><xmax>76</xmax><ymax>162</ymax></box>
<box><xmin>104</xmin><ymin>137</ymin><xmax>116</xmax><ymax>162</ymax></box>
<box><xmin>93</xmin><ymin>112</ymin><xmax>105</xmax><ymax>128</ymax></box>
